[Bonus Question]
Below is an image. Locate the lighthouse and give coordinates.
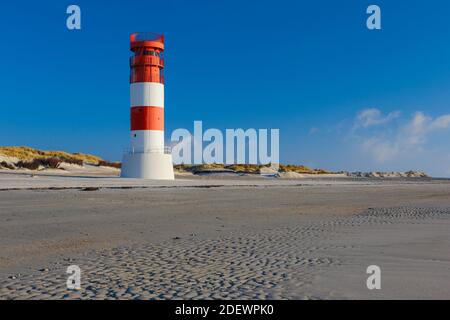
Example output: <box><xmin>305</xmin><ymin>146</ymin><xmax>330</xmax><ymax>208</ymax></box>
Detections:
<box><xmin>121</xmin><ymin>32</ymin><xmax>175</xmax><ymax>179</ymax></box>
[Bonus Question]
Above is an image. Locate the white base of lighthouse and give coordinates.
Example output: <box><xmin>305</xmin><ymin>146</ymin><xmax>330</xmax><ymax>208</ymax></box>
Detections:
<box><xmin>120</xmin><ymin>153</ymin><xmax>174</xmax><ymax>180</ymax></box>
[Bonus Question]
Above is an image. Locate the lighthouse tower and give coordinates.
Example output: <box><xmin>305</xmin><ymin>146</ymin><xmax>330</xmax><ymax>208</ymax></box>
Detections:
<box><xmin>121</xmin><ymin>32</ymin><xmax>174</xmax><ymax>179</ymax></box>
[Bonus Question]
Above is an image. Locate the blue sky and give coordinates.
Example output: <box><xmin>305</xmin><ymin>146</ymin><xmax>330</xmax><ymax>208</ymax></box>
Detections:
<box><xmin>1</xmin><ymin>0</ymin><xmax>450</xmax><ymax>176</ymax></box>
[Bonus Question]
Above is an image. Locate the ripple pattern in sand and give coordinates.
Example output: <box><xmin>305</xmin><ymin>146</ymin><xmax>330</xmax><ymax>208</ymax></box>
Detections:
<box><xmin>1</xmin><ymin>207</ymin><xmax>449</xmax><ymax>300</ymax></box>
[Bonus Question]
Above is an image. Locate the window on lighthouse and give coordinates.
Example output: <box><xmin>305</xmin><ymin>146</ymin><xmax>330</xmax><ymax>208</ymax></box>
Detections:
<box><xmin>144</xmin><ymin>50</ymin><xmax>159</xmax><ymax>56</ymax></box>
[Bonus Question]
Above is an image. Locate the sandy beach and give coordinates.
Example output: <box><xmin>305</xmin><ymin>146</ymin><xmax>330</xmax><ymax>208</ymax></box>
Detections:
<box><xmin>0</xmin><ymin>172</ymin><xmax>449</xmax><ymax>299</ymax></box>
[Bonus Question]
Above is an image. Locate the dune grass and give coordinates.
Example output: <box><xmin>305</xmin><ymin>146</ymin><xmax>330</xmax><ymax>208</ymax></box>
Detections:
<box><xmin>0</xmin><ymin>146</ymin><xmax>102</xmax><ymax>165</ymax></box>
<box><xmin>1</xmin><ymin>146</ymin><xmax>331</xmax><ymax>174</ymax></box>
<box><xmin>278</xmin><ymin>164</ymin><xmax>331</xmax><ymax>174</ymax></box>
<box><xmin>174</xmin><ymin>163</ymin><xmax>331</xmax><ymax>174</ymax></box>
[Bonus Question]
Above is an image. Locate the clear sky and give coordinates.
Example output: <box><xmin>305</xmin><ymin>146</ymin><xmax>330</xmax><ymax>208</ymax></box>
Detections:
<box><xmin>1</xmin><ymin>0</ymin><xmax>450</xmax><ymax>176</ymax></box>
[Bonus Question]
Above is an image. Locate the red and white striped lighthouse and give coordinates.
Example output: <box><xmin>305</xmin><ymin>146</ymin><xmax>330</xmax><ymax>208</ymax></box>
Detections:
<box><xmin>121</xmin><ymin>32</ymin><xmax>174</xmax><ymax>179</ymax></box>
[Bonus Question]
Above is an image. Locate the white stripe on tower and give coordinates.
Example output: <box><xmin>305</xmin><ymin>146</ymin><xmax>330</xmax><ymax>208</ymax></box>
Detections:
<box><xmin>130</xmin><ymin>82</ymin><xmax>164</xmax><ymax>108</ymax></box>
<box><xmin>130</xmin><ymin>130</ymin><xmax>165</xmax><ymax>152</ymax></box>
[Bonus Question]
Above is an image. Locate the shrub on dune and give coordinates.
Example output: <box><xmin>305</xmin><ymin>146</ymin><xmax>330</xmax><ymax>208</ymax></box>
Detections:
<box><xmin>0</xmin><ymin>161</ymin><xmax>15</xmax><ymax>170</ymax></box>
<box><xmin>42</xmin><ymin>157</ymin><xmax>62</xmax><ymax>169</ymax></box>
<box><xmin>15</xmin><ymin>160</ymin><xmax>41</xmax><ymax>170</ymax></box>
<box><xmin>15</xmin><ymin>158</ymin><xmax>62</xmax><ymax>170</ymax></box>
<box><xmin>98</xmin><ymin>160</ymin><xmax>121</xmax><ymax>169</ymax></box>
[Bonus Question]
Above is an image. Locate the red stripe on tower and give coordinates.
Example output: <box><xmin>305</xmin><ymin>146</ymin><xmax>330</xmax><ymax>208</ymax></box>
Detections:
<box><xmin>130</xmin><ymin>106</ymin><xmax>164</xmax><ymax>131</ymax></box>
